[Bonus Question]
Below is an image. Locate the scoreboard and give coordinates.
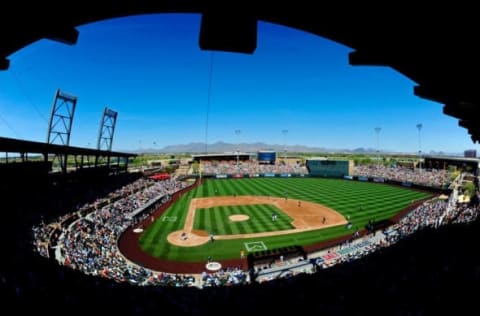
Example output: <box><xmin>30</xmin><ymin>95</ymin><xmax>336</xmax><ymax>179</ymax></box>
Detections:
<box><xmin>306</xmin><ymin>159</ymin><xmax>353</xmax><ymax>177</ymax></box>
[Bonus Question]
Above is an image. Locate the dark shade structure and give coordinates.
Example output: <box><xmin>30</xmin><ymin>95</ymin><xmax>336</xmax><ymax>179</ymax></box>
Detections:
<box><xmin>1</xmin><ymin>3</ymin><xmax>479</xmax><ymax>142</ymax></box>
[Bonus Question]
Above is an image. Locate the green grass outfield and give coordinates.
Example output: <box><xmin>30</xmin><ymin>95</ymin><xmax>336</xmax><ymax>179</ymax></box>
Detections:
<box><xmin>139</xmin><ymin>178</ymin><xmax>432</xmax><ymax>262</ymax></box>
<box><xmin>194</xmin><ymin>204</ymin><xmax>294</xmax><ymax>235</ymax></box>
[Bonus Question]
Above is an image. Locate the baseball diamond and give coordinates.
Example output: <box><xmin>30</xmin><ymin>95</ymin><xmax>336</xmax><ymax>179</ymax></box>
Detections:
<box><xmin>118</xmin><ymin>177</ymin><xmax>432</xmax><ymax>273</ymax></box>
<box><xmin>167</xmin><ymin>195</ymin><xmax>347</xmax><ymax>247</ymax></box>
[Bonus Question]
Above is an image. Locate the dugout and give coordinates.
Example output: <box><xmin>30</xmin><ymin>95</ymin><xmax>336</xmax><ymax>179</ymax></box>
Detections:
<box><xmin>247</xmin><ymin>245</ymin><xmax>306</xmax><ymax>270</ymax></box>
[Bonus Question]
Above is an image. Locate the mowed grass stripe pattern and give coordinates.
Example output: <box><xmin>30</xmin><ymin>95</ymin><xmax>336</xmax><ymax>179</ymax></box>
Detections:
<box><xmin>193</xmin><ymin>204</ymin><xmax>293</xmax><ymax>235</ymax></box>
<box><xmin>139</xmin><ymin>178</ymin><xmax>432</xmax><ymax>261</ymax></box>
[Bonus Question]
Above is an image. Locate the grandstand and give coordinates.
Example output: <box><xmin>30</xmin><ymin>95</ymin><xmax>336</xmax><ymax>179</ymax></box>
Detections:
<box><xmin>24</xmin><ymin>160</ymin><xmax>480</xmax><ymax>302</ymax></box>
<box><xmin>3</xmin><ymin>4</ymin><xmax>480</xmax><ymax>315</ymax></box>
<box><xmin>5</xmin><ymin>127</ymin><xmax>480</xmax><ymax>315</ymax></box>
<box><xmin>423</xmin><ymin>155</ymin><xmax>480</xmax><ymax>174</ymax></box>
<box><xmin>192</xmin><ymin>153</ymin><xmax>252</xmax><ymax>163</ymax></box>
<box><xmin>195</xmin><ymin>159</ymin><xmax>308</xmax><ymax>177</ymax></box>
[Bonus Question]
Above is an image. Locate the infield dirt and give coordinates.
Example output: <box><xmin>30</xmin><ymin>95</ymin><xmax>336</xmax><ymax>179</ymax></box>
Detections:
<box><xmin>167</xmin><ymin>195</ymin><xmax>347</xmax><ymax>247</ymax></box>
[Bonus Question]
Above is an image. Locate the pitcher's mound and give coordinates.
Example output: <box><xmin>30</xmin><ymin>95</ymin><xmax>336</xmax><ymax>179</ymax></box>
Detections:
<box><xmin>167</xmin><ymin>230</ymin><xmax>210</xmax><ymax>247</ymax></box>
<box><xmin>229</xmin><ymin>214</ymin><xmax>249</xmax><ymax>222</ymax></box>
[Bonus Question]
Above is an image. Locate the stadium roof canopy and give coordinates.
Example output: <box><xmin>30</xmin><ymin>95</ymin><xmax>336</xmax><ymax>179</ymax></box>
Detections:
<box><xmin>192</xmin><ymin>153</ymin><xmax>251</xmax><ymax>162</ymax></box>
<box><xmin>0</xmin><ymin>136</ymin><xmax>136</xmax><ymax>159</ymax></box>
<box><xmin>1</xmin><ymin>3</ymin><xmax>479</xmax><ymax>142</ymax></box>
<box><xmin>423</xmin><ymin>156</ymin><xmax>480</xmax><ymax>164</ymax></box>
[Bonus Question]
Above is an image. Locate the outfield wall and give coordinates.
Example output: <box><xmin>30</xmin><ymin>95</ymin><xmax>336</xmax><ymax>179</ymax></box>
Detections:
<box><xmin>197</xmin><ymin>173</ymin><xmax>307</xmax><ymax>179</ymax></box>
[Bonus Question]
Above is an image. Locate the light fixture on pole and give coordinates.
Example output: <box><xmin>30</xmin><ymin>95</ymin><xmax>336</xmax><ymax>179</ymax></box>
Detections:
<box><xmin>204</xmin><ymin>52</ymin><xmax>215</xmax><ymax>154</ymax></box>
<box><xmin>282</xmin><ymin>129</ymin><xmax>288</xmax><ymax>163</ymax></box>
<box><xmin>374</xmin><ymin>127</ymin><xmax>381</xmax><ymax>167</ymax></box>
<box><xmin>235</xmin><ymin>129</ymin><xmax>241</xmax><ymax>169</ymax></box>
<box><xmin>416</xmin><ymin>123</ymin><xmax>422</xmax><ymax>170</ymax></box>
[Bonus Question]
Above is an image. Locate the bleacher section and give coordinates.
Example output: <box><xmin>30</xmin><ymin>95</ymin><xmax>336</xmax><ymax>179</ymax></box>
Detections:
<box><xmin>27</xmin><ymin>162</ymin><xmax>479</xmax><ymax>292</ymax></box>
<box><xmin>199</xmin><ymin>160</ymin><xmax>308</xmax><ymax>177</ymax></box>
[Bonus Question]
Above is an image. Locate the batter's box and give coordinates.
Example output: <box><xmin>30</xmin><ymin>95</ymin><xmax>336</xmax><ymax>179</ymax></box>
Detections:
<box><xmin>162</xmin><ymin>216</ymin><xmax>177</xmax><ymax>222</ymax></box>
<box><xmin>244</xmin><ymin>241</ymin><xmax>267</xmax><ymax>252</ymax></box>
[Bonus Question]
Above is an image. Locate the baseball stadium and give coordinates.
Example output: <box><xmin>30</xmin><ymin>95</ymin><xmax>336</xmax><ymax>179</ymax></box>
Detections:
<box><xmin>2</xmin><ymin>4</ymin><xmax>480</xmax><ymax>316</ymax></box>
<box><xmin>32</xmin><ymin>155</ymin><xmax>466</xmax><ymax>287</ymax></box>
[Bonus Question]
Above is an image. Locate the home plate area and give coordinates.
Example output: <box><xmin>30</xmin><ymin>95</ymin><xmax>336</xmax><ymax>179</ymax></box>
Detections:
<box><xmin>245</xmin><ymin>241</ymin><xmax>267</xmax><ymax>251</ymax></box>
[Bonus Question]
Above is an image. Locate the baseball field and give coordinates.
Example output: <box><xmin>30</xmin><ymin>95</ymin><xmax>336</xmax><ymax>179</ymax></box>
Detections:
<box><xmin>138</xmin><ymin>178</ymin><xmax>432</xmax><ymax>262</ymax></box>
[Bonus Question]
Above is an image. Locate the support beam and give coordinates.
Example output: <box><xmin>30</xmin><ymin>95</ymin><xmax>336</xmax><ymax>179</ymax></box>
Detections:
<box><xmin>199</xmin><ymin>12</ymin><xmax>257</xmax><ymax>54</ymax></box>
<box><xmin>443</xmin><ymin>101</ymin><xmax>479</xmax><ymax>119</ymax></box>
<box><xmin>414</xmin><ymin>85</ymin><xmax>448</xmax><ymax>104</ymax></box>
<box><xmin>447</xmin><ymin>109</ymin><xmax>480</xmax><ymax>142</ymax></box>
<box><xmin>45</xmin><ymin>26</ymin><xmax>79</xmax><ymax>45</ymax></box>
<box><xmin>415</xmin><ymin>85</ymin><xmax>479</xmax><ymax>106</ymax></box>
<box><xmin>0</xmin><ymin>58</ymin><xmax>9</xmax><ymax>70</ymax></box>
<box><xmin>97</xmin><ymin>107</ymin><xmax>118</xmax><ymax>151</ymax></box>
<box><xmin>458</xmin><ymin>120</ymin><xmax>480</xmax><ymax>136</ymax></box>
<box><xmin>348</xmin><ymin>50</ymin><xmax>389</xmax><ymax>66</ymax></box>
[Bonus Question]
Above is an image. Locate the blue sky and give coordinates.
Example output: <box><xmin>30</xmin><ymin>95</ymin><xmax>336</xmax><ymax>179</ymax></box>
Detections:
<box><xmin>0</xmin><ymin>13</ymin><xmax>476</xmax><ymax>154</ymax></box>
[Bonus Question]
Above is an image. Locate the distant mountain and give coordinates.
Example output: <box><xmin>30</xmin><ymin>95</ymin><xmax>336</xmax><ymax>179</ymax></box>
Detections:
<box><xmin>125</xmin><ymin>141</ymin><xmax>463</xmax><ymax>156</ymax></box>
<box><xmin>151</xmin><ymin>141</ymin><xmax>322</xmax><ymax>153</ymax></box>
<box><xmin>352</xmin><ymin>147</ymin><xmax>378</xmax><ymax>153</ymax></box>
<box><xmin>134</xmin><ymin>141</ymin><xmax>376</xmax><ymax>154</ymax></box>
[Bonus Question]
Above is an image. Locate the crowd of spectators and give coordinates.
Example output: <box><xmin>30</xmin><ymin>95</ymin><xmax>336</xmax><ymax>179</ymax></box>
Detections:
<box><xmin>32</xmin><ymin>177</ymin><xmax>194</xmax><ymax>287</ymax></box>
<box><xmin>201</xmin><ymin>267</ymin><xmax>249</xmax><ymax>287</ymax></box>
<box><xmin>254</xmin><ymin>193</ymin><xmax>479</xmax><ymax>285</ymax></box>
<box><xmin>354</xmin><ymin>164</ymin><xmax>451</xmax><ymax>188</ymax></box>
<box><xmin>2</xmin><ymin>165</ymin><xmax>480</xmax><ymax>314</ymax></box>
<box><xmin>30</xmin><ymin>165</ymin><xmax>480</xmax><ymax>291</ymax></box>
<box><xmin>31</xmin><ymin>174</ymin><xmax>257</xmax><ymax>289</ymax></box>
<box><xmin>248</xmin><ymin>171</ymin><xmax>479</xmax><ymax>285</ymax></box>
<box><xmin>451</xmin><ymin>202</ymin><xmax>480</xmax><ymax>223</ymax></box>
<box><xmin>199</xmin><ymin>160</ymin><xmax>308</xmax><ymax>176</ymax></box>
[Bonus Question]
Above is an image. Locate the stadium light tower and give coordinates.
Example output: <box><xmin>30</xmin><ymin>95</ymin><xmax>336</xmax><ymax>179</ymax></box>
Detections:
<box><xmin>46</xmin><ymin>89</ymin><xmax>77</xmax><ymax>173</ymax></box>
<box><xmin>416</xmin><ymin>123</ymin><xmax>423</xmax><ymax>171</ymax></box>
<box><xmin>235</xmin><ymin>129</ymin><xmax>241</xmax><ymax>169</ymax></box>
<box><xmin>374</xmin><ymin>127</ymin><xmax>381</xmax><ymax>167</ymax></box>
<box><xmin>282</xmin><ymin>129</ymin><xmax>288</xmax><ymax>162</ymax></box>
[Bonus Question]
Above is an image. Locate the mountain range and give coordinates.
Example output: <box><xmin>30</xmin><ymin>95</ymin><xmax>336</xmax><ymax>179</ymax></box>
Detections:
<box><xmin>127</xmin><ymin>141</ymin><xmax>459</xmax><ymax>156</ymax></box>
